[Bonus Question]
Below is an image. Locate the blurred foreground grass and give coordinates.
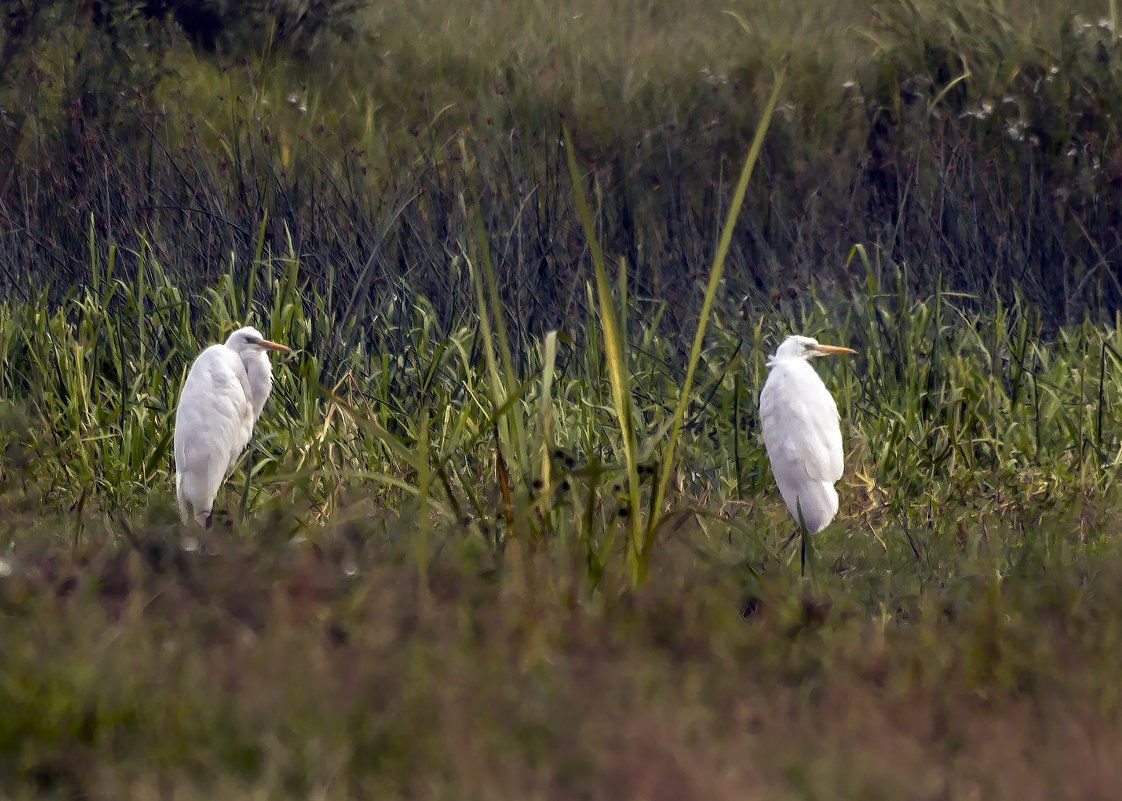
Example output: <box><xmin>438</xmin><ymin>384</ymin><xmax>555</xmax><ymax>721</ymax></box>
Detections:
<box><xmin>3</xmin><ymin>492</ymin><xmax>1122</xmax><ymax>799</ymax></box>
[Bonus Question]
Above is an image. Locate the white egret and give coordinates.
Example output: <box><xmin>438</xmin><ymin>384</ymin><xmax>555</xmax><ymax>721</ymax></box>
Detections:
<box><xmin>173</xmin><ymin>326</ymin><xmax>292</xmax><ymax>527</ymax></box>
<box><xmin>759</xmin><ymin>335</ymin><xmax>856</xmax><ymax>536</ymax></box>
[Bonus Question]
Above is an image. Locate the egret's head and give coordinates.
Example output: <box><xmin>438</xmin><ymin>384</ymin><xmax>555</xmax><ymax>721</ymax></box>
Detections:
<box><xmin>224</xmin><ymin>326</ymin><xmax>292</xmax><ymax>355</ymax></box>
<box><xmin>769</xmin><ymin>335</ymin><xmax>856</xmax><ymax>365</ymax></box>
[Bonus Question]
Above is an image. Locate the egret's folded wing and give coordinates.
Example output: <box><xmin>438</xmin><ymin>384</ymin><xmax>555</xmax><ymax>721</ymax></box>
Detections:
<box><xmin>174</xmin><ymin>345</ymin><xmax>254</xmax><ymax>473</ymax></box>
<box><xmin>760</xmin><ymin>363</ymin><xmax>844</xmax><ymax>483</ymax></box>
<box><xmin>798</xmin><ymin>388</ymin><xmax>843</xmax><ymax>482</ymax></box>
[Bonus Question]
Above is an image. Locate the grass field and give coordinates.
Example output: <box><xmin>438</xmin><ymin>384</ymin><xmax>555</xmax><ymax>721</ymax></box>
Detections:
<box><xmin>5</xmin><ymin>0</ymin><xmax>1122</xmax><ymax>798</ymax></box>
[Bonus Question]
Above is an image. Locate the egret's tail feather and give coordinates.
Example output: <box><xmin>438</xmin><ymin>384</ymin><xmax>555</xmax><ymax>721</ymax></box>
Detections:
<box><xmin>784</xmin><ymin>480</ymin><xmax>839</xmax><ymax>533</ymax></box>
<box><xmin>177</xmin><ymin>468</ymin><xmax>217</xmax><ymax>528</ymax></box>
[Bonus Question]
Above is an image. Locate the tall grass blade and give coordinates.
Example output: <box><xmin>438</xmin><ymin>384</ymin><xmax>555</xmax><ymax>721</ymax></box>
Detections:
<box><xmin>495</xmin><ymin>421</ymin><xmax>514</xmax><ymax>529</ymax></box>
<box><xmin>539</xmin><ymin>330</ymin><xmax>558</xmax><ymax>492</ymax></box>
<box><xmin>414</xmin><ymin>403</ymin><xmax>432</xmax><ymax>616</ymax></box>
<box><xmin>474</xmin><ymin>211</ymin><xmax>530</xmax><ymax>474</ymax></box>
<box><xmin>644</xmin><ymin>61</ymin><xmax>787</xmax><ymax>556</ymax></box>
<box><xmin>563</xmin><ymin>126</ymin><xmax>643</xmax><ymax>578</ymax></box>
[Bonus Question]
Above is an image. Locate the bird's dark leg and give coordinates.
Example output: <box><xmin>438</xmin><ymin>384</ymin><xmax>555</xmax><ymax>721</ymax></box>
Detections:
<box><xmin>796</xmin><ymin>498</ymin><xmax>809</xmax><ymax>578</ymax></box>
<box><xmin>203</xmin><ymin>510</ymin><xmax>213</xmax><ymax>530</ymax></box>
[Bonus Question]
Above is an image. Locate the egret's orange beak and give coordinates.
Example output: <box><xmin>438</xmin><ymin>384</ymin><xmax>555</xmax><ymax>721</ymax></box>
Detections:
<box><xmin>813</xmin><ymin>344</ymin><xmax>857</xmax><ymax>356</ymax></box>
<box><xmin>254</xmin><ymin>338</ymin><xmax>293</xmax><ymax>355</ymax></box>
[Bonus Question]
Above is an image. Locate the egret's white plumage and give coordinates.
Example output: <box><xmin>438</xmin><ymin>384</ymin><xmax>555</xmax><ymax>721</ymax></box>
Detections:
<box><xmin>173</xmin><ymin>326</ymin><xmax>291</xmax><ymax>527</ymax></box>
<box><xmin>759</xmin><ymin>335</ymin><xmax>856</xmax><ymax>532</ymax></box>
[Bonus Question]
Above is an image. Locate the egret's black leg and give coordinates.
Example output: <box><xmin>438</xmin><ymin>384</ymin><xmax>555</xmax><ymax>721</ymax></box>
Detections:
<box><xmin>796</xmin><ymin>498</ymin><xmax>809</xmax><ymax>578</ymax></box>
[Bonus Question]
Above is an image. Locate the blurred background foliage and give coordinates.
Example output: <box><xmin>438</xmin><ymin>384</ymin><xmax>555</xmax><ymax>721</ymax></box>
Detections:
<box><xmin>4</xmin><ymin>0</ymin><xmax>1122</xmax><ymax>336</ymax></box>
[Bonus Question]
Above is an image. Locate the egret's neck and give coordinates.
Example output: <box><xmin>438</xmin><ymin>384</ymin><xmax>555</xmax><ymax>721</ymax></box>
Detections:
<box><xmin>241</xmin><ymin>351</ymin><xmax>274</xmax><ymax>420</ymax></box>
<box><xmin>766</xmin><ymin>355</ymin><xmax>812</xmax><ymax>369</ymax></box>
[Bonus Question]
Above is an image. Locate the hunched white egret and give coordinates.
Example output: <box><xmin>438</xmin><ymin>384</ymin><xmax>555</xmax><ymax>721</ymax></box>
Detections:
<box><xmin>173</xmin><ymin>326</ymin><xmax>291</xmax><ymax>527</ymax></box>
<box><xmin>759</xmin><ymin>335</ymin><xmax>856</xmax><ymax>535</ymax></box>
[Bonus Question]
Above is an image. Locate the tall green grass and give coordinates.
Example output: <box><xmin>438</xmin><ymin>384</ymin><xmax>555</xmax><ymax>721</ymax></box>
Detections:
<box><xmin>4</xmin><ymin>203</ymin><xmax>1122</xmax><ymax>590</ymax></box>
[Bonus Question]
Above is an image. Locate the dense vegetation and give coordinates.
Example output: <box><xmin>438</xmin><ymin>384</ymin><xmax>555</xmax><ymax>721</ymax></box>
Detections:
<box><xmin>4</xmin><ymin>0</ymin><xmax>1122</xmax><ymax>797</ymax></box>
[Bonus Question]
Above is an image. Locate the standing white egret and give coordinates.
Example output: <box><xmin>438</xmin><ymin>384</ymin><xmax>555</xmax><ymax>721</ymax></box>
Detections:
<box><xmin>173</xmin><ymin>326</ymin><xmax>292</xmax><ymax>527</ymax></box>
<box><xmin>759</xmin><ymin>335</ymin><xmax>856</xmax><ymax>537</ymax></box>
